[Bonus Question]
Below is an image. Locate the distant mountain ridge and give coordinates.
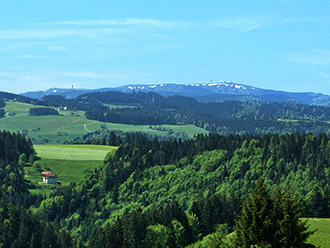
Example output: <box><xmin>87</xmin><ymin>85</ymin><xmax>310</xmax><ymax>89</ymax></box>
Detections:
<box><xmin>21</xmin><ymin>82</ymin><xmax>330</xmax><ymax>106</ymax></box>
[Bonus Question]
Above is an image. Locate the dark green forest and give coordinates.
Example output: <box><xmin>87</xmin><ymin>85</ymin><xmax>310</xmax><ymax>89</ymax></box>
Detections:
<box><xmin>0</xmin><ymin>98</ymin><xmax>5</xmax><ymax>118</ymax></box>
<box><xmin>82</xmin><ymin>91</ymin><xmax>330</xmax><ymax>135</ymax></box>
<box><xmin>0</xmin><ymin>132</ymin><xmax>326</xmax><ymax>247</ymax></box>
<box><xmin>29</xmin><ymin>108</ymin><xmax>60</xmax><ymax>116</ymax></box>
<box><xmin>0</xmin><ymin>131</ymin><xmax>72</xmax><ymax>247</ymax></box>
<box><xmin>0</xmin><ymin>91</ymin><xmax>44</xmax><ymax>106</ymax></box>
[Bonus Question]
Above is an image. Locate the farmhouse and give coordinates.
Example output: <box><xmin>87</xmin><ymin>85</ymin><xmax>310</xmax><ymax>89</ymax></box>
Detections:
<box><xmin>42</xmin><ymin>171</ymin><xmax>58</xmax><ymax>184</ymax></box>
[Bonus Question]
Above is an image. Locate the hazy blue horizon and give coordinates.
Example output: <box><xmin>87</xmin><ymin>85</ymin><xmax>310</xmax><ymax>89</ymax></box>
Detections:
<box><xmin>1</xmin><ymin>0</ymin><xmax>329</xmax><ymax>94</ymax></box>
<box><xmin>15</xmin><ymin>81</ymin><xmax>330</xmax><ymax>96</ymax></box>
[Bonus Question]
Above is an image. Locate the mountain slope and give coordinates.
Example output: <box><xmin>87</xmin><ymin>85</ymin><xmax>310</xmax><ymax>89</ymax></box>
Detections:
<box><xmin>116</xmin><ymin>83</ymin><xmax>330</xmax><ymax>105</ymax></box>
<box><xmin>21</xmin><ymin>82</ymin><xmax>330</xmax><ymax>106</ymax></box>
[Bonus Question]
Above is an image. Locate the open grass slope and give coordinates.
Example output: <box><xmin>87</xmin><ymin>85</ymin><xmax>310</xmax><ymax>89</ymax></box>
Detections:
<box><xmin>34</xmin><ymin>144</ymin><xmax>117</xmax><ymax>161</ymax></box>
<box><xmin>0</xmin><ymin>101</ymin><xmax>208</xmax><ymax>144</ymax></box>
<box><xmin>306</xmin><ymin>218</ymin><xmax>330</xmax><ymax>247</ymax></box>
<box><xmin>26</xmin><ymin>159</ymin><xmax>102</xmax><ymax>185</ymax></box>
<box><xmin>187</xmin><ymin>218</ymin><xmax>330</xmax><ymax>248</ymax></box>
<box><xmin>25</xmin><ymin>158</ymin><xmax>103</xmax><ymax>196</ymax></box>
<box><xmin>25</xmin><ymin>144</ymin><xmax>117</xmax><ymax>194</ymax></box>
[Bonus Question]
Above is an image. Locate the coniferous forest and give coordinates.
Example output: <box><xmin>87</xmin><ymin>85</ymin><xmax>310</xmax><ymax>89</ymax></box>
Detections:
<box><xmin>0</xmin><ymin>131</ymin><xmax>72</xmax><ymax>247</ymax></box>
<box><xmin>1</xmin><ymin>129</ymin><xmax>329</xmax><ymax>247</ymax></box>
<box><xmin>29</xmin><ymin>107</ymin><xmax>60</xmax><ymax>116</ymax></box>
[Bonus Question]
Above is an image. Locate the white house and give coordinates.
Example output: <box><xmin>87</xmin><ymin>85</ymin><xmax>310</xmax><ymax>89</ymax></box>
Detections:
<box><xmin>42</xmin><ymin>171</ymin><xmax>58</xmax><ymax>184</ymax></box>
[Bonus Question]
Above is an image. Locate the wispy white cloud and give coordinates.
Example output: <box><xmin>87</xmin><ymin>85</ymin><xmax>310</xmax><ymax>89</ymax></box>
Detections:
<box><xmin>40</xmin><ymin>18</ymin><xmax>185</xmax><ymax>29</ymax></box>
<box><xmin>48</xmin><ymin>46</ymin><xmax>67</xmax><ymax>51</ymax></box>
<box><xmin>0</xmin><ymin>73</ymin><xmax>13</xmax><ymax>79</ymax></box>
<box><xmin>0</xmin><ymin>28</ymin><xmax>128</xmax><ymax>40</ymax></box>
<box><xmin>215</xmin><ymin>15</ymin><xmax>329</xmax><ymax>32</ymax></box>
<box><xmin>216</xmin><ymin>16</ymin><xmax>271</xmax><ymax>32</ymax></box>
<box><xmin>12</xmin><ymin>55</ymin><xmax>53</xmax><ymax>59</ymax></box>
<box><xmin>18</xmin><ymin>75</ymin><xmax>48</xmax><ymax>81</ymax></box>
<box><xmin>1</xmin><ymin>16</ymin><xmax>327</xmax><ymax>41</ymax></box>
<box><xmin>58</xmin><ymin>71</ymin><xmax>129</xmax><ymax>80</ymax></box>
<box><xmin>0</xmin><ymin>70</ymin><xmax>152</xmax><ymax>82</ymax></box>
<box><xmin>290</xmin><ymin>50</ymin><xmax>330</xmax><ymax>65</ymax></box>
<box><xmin>319</xmin><ymin>72</ymin><xmax>330</xmax><ymax>78</ymax></box>
<box><xmin>0</xmin><ymin>70</ymin><xmax>155</xmax><ymax>93</ymax></box>
<box><xmin>282</xmin><ymin>16</ymin><xmax>330</xmax><ymax>24</ymax></box>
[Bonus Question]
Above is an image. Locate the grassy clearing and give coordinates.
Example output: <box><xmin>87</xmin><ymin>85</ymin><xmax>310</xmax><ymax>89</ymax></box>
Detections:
<box><xmin>25</xmin><ymin>159</ymin><xmax>102</xmax><ymax>195</ymax></box>
<box><xmin>0</xmin><ymin>101</ymin><xmax>208</xmax><ymax>144</ymax></box>
<box><xmin>306</xmin><ymin>218</ymin><xmax>330</xmax><ymax>247</ymax></box>
<box><xmin>27</xmin><ymin>159</ymin><xmax>102</xmax><ymax>184</ymax></box>
<box><xmin>159</xmin><ymin>124</ymin><xmax>207</xmax><ymax>138</ymax></box>
<box><xmin>24</xmin><ymin>144</ymin><xmax>116</xmax><ymax>194</ymax></box>
<box><xmin>34</xmin><ymin>144</ymin><xmax>117</xmax><ymax>161</ymax></box>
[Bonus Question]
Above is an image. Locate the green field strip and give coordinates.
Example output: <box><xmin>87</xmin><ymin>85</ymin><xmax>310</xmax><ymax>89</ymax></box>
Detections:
<box><xmin>34</xmin><ymin>144</ymin><xmax>117</xmax><ymax>161</ymax></box>
<box><xmin>306</xmin><ymin>218</ymin><xmax>330</xmax><ymax>248</ymax></box>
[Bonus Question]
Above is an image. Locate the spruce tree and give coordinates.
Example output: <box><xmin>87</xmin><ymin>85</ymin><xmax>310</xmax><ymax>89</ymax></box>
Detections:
<box><xmin>234</xmin><ymin>178</ymin><xmax>315</xmax><ymax>248</ymax></box>
<box><xmin>272</xmin><ymin>187</ymin><xmax>315</xmax><ymax>247</ymax></box>
<box><xmin>235</xmin><ymin>178</ymin><xmax>274</xmax><ymax>248</ymax></box>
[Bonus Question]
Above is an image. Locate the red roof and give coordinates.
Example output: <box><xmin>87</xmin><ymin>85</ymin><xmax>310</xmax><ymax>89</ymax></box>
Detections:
<box><xmin>42</xmin><ymin>171</ymin><xmax>57</xmax><ymax>178</ymax></box>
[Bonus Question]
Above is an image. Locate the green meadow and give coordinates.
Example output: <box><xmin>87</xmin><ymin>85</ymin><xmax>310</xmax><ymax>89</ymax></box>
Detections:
<box><xmin>306</xmin><ymin>218</ymin><xmax>330</xmax><ymax>247</ymax></box>
<box><xmin>34</xmin><ymin>144</ymin><xmax>117</xmax><ymax>161</ymax></box>
<box><xmin>0</xmin><ymin>101</ymin><xmax>208</xmax><ymax>144</ymax></box>
<box><xmin>188</xmin><ymin>218</ymin><xmax>330</xmax><ymax>248</ymax></box>
<box><xmin>25</xmin><ymin>144</ymin><xmax>117</xmax><ymax>195</ymax></box>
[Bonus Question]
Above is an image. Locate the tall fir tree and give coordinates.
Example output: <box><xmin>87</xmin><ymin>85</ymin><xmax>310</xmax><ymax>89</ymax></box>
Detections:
<box><xmin>234</xmin><ymin>178</ymin><xmax>315</xmax><ymax>248</ymax></box>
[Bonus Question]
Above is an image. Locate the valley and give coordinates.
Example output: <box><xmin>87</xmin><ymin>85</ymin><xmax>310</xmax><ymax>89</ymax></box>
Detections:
<box><xmin>24</xmin><ymin>144</ymin><xmax>117</xmax><ymax>195</ymax></box>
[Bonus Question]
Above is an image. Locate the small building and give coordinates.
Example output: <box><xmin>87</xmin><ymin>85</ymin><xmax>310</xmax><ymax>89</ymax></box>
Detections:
<box><xmin>42</xmin><ymin>171</ymin><xmax>58</xmax><ymax>184</ymax></box>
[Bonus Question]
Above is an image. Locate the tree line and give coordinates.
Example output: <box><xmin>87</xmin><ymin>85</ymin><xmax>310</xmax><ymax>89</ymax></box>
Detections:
<box><xmin>0</xmin><ymin>131</ymin><xmax>74</xmax><ymax>247</ymax></box>
<box><xmin>29</xmin><ymin>107</ymin><xmax>59</xmax><ymax>116</ymax></box>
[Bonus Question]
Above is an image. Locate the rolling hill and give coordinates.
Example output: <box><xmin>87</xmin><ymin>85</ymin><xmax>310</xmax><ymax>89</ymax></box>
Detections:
<box><xmin>2</xmin><ymin>89</ymin><xmax>330</xmax><ymax>144</ymax></box>
<box><xmin>0</xmin><ymin>100</ymin><xmax>208</xmax><ymax>144</ymax></box>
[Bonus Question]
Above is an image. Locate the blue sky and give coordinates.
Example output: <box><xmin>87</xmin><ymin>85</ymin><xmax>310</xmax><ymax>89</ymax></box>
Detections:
<box><xmin>0</xmin><ymin>0</ymin><xmax>329</xmax><ymax>94</ymax></box>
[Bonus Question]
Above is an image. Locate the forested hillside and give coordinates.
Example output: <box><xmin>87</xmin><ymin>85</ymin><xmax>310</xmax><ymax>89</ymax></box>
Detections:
<box><xmin>0</xmin><ymin>131</ymin><xmax>73</xmax><ymax>247</ymax></box>
<box><xmin>28</xmin><ymin>132</ymin><xmax>330</xmax><ymax>246</ymax></box>
<box><xmin>0</xmin><ymin>91</ymin><xmax>45</xmax><ymax>106</ymax></box>
<box><xmin>0</xmin><ymin>131</ymin><xmax>35</xmax><ymax>203</ymax></box>
<box><xmin>0</xmin><ymin>98</ymin><xmax>5</xmax><ymax>118</ymax></box>
<box><xmin>80</xmin><ymin>91</ymin><xmax>330</xmax><ymax>135</ymax></box>
<box><xmin>0</xmin><ymin>130</ymin><xmax>329</xmax><ymax>246</ymax></box>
